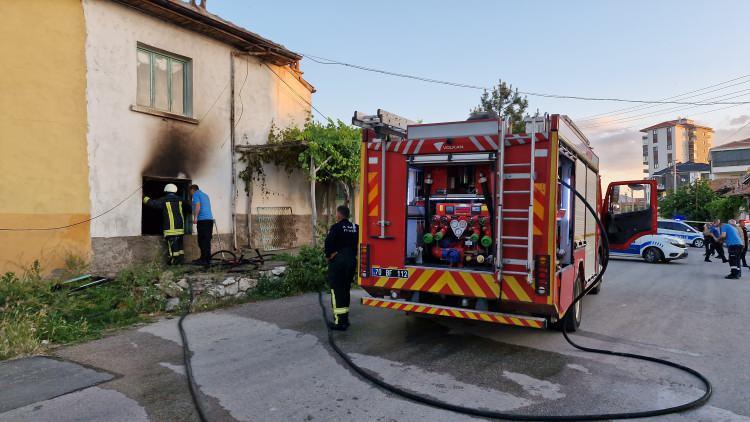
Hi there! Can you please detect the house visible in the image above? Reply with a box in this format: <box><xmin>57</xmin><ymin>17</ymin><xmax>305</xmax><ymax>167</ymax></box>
<box><xmin>1</xmin><ymin>0</ymin><xmax>317</xmax><ymax>275</ymax></box>
<box><xmin>710</xmin><ymin>138</ymin><xmax>750</xmax><ymax>180</ymax></box>
<box><xmin>640</xmin><ymin>118</ymin><xmax>713</xmax><ymax>178</ymax></box>
<box><xmin>651</xmin><ymin>161</ymin><xmax>710</xmax><ymax>193</ymax></box>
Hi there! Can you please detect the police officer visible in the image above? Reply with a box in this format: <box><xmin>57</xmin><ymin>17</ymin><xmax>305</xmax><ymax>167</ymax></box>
<box><xmin>324</xmin><ymin>205</ymin><xmax>359</xmax><ymax>331</ymax></box>
<box><xmin>144</xmin><ymin>183</ymin><xmax>186</xmax><ymax>265</ymax></box>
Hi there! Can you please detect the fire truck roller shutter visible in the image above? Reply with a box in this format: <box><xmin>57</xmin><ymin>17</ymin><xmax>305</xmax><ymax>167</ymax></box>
<box><xmin>574</xmin><ymin>160</ymin><xmax>587</xmax><ymax>245</ymax></box>
<box><xmin>584</xmin><ymin>167</ymin><xmax>599</xmax><ymax>280</ymax></box>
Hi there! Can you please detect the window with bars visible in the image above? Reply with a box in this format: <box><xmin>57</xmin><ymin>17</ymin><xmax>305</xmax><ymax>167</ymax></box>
<box><xmin>136</xmin><ymin>45</ymin><xmax>192</xmax><ymax>117</ymax></box>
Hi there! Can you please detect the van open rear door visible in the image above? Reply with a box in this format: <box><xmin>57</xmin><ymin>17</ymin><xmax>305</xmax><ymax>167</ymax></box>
<box><xmin>601</xmin><ymin>180</ymin><xmax>657</xmax><ymax>249</ymax></box>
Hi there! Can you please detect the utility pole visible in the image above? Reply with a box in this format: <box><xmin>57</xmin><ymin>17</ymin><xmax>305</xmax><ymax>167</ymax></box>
<box><xmin>673</xmin><ymin>161</ymin><xmax>681</xmax><ymax>193</ymax></box>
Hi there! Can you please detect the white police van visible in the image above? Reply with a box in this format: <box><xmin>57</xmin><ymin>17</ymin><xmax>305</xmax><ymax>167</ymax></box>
<box><xmin>657</xmin><ymin>219</ymin><xmax>705</xmax><ymax>248</ymax></box>
<box><xmin>602</xmin><ymin>181</ymin><xmax>689</xmax><ymax>264</ymax></box>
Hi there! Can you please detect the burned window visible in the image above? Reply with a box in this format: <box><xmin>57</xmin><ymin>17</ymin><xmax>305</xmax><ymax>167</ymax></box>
<box><xmin>137</xmin><ymin>44</ymin><xmax>192</xmax><ymax>117</ymax></box>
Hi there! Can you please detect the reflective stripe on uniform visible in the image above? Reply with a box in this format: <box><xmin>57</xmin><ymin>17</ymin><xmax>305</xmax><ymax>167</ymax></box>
<box><xmin>331</xmin><ymin>289</ymin><xmax>349</xmax><ymax>323</ymax></box>
<box><xmin>166</xmin><ymin>202</ymin><xmax>176</xmax><ymax>231</ymax></box>
<box><xmin>163</xmin><ymin>229</ymin><xmax>185</xmax><ymax>237</ymax></box>
<box><xmin>178</xmin><ymin>201</ymin><xmax>184</xmax><ymax>223</ymax></box>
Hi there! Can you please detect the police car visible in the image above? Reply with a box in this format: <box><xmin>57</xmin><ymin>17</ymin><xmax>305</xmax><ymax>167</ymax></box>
<box><xmin>609</xmin><ymin>233</ymin><xmax>688</xmax><ymax>263</ymax></box>
<box><xmin>657</xmin><ymin>219</ymin><xmax>705</xmax><ymax>247</ymax></box>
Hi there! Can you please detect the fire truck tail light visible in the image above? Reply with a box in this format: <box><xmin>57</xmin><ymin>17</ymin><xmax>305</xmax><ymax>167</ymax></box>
<box><xmin>535</xmin><ymin>255</ymin><xmax>551</xmax><ymax>296</ymax></box>
<box><xmin>360</xmin><ymin>244</ymin><xmax>371</xmax><ymax>278</ymax></box>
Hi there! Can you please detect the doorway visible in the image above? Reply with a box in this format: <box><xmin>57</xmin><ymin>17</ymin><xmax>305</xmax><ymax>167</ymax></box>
<box><xmin>142</xmin><ymin>176</ymin><xmax>192</xmax><ymax>235</ymax></box>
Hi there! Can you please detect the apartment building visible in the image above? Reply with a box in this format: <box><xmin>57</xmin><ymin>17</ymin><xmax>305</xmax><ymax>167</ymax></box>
<box><xmin>710</xmin><ymin>138</ymin><xmax>750</xmax><ymax>179</ymax></box>
<box><xmin>641</xmin><ymin>118</ymin><xmax>713</xmax><ymax>177</ymax></box>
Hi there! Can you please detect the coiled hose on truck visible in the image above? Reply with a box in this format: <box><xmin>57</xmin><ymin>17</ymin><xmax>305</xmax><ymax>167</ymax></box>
<box><xmin>179</xmin><ymin>180</ymin><xmax>712</xmax><ymax>421</ymax></box>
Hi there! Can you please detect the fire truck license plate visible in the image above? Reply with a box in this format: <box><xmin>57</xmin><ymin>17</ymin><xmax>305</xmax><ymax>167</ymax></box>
<box><xmin>371</xmin><ymin>268</ymin><xmax>409</xmax><ymax>278</ymax></box>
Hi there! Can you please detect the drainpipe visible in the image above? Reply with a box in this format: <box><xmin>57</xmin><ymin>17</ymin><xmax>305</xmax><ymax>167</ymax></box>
<box><xmin>230</xmin><ymin>52</ymin><xmax>238</xmax><ymax>250</ymax></box>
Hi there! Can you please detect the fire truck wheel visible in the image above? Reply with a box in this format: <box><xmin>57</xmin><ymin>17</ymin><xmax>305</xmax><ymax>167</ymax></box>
<box><xmin>643</xmin><ymin>247</ymin><xmax>664</xmax><ymax>264</ymax></box>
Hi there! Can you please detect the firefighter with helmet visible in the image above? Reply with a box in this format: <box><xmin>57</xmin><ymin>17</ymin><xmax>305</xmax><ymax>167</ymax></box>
<box><xmin>324</xmin><ymin>205</ymin><xmax>359</xmax><ymax>330</ymax></box>
<box><xmin>144</xmin><ymin>183</ymin><xmax>186</xmax><ymax>265</ymax></box>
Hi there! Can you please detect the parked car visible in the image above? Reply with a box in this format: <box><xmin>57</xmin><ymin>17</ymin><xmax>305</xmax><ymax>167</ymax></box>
<box><xmin>657</xmin><ymin>219</ymin><xmax>705</xmax><ymax>247</ymax></box>
<box><xmin>609</xmin><ymin>233</ymin><xmax>688</xmax><ymax>263</ymax></box>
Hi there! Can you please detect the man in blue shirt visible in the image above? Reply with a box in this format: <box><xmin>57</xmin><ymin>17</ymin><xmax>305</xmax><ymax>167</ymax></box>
<box><xmin>720</xmin><ymin>220</ymin><xmax>743</xmax><ymax>279</ymax></box>
<box><xmin>190</xmin><ymin>184</ymin><xmax>214</xmax><ymax>266</ymax></box>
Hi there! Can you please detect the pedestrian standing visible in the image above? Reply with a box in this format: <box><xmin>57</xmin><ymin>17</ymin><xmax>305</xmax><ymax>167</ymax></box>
<box><xmin>324</xmin><ymin>205</ymin><xmax>359</xmax><ymax>331</ymax></box>
<box><xmin>190</xmin><ymin>184</ymin><xmax>214</xmax><ymax>266</ymax></box>
<box><xmin>740</xmin><ymin>220</ymin><xmax>749</xmax><ymax>268</ymax></box>
<box><xmin>720</xmin><ymin>220</ymin><xmax>743</xmax><ymax>279</ymax></box>
<box><xmin>703</xmin><ymin>223</ymin><xmax>714</xmax><ymax>262</ymax></box>
<box><xmin>711</xmin><ymin>220</ymin><xmax>727</xmax><ymax>263</ymax></box>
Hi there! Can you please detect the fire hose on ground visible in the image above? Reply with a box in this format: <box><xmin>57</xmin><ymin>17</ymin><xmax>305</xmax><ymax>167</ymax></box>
<box><xmin>180</xmin><ymin>179</ymin><xmax>712</xmax><ymax>421</ymax></box>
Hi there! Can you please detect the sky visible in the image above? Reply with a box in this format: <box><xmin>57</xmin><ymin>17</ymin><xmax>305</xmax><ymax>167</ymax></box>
<box><xmin>208</xmin><ymin>0</ymin><xmax>750</xmax><ymax>186</ymax></box>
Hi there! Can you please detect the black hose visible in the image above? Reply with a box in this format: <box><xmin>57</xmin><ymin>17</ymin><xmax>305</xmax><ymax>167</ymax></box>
<box><xmin>317</xmin><ymin>179</ymin><xmax>712</xmax><ymax>421</ymax></box>
<box><xmin>178</xmin><ymin>279</ymin><xmax>209</xmax><ymax>422</ymax></box>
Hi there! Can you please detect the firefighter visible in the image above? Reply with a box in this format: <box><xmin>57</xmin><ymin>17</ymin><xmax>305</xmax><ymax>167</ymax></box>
<box><xmin>720</xmin><ymin>219</ymin><xmax>743</xmax><ymax>279</ymax></box>
<box><xmin>324</xmin><ymin>205</ymin><xmax>359</xmax><ymax>331</ymax></box>
<box><xmin>144</xmin><ymin>184</ymin><xmax>186</xmax><ymax>265</ymax></box>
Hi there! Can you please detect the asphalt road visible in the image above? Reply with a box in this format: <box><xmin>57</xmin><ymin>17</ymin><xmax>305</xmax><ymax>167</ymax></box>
<box><xmin>3</xmin><ymin>249</ymin><xmax>749</xmax><ymax>421</ymax></box>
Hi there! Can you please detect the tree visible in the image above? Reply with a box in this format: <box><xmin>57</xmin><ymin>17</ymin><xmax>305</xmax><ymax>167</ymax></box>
<box><xmin>659</xmin><ymin>180</ymin><xmax>717</xmax><ymax>221</ymax></box>
<box><xmin>706</xmin><ymin>196</ymin><xmax>745</xmax><ymax>221</ymax></box>
<box><xmin>298</xmin><ymin>120</ymin><xmax>361</xmax><ymax>244</ymax></box>
<box><xmin>239</xmin><ymin>118</ymin><xmax>361</xmax><ymax>245</ymax></box>
<box><xmin>659</xmin><ymin>179</ymin><xmax>744</xmax><ymax>222</ymax></box>
<box><xmin>473</xmin><ymin>79</ymin><xmax>529</xmax><ymax>132</ymax></box>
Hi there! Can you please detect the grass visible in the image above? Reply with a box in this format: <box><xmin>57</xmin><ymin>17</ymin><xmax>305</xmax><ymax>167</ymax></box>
<box><xmin>0</xmin><ymin>246</ymin><xmax>331</xmax><ymax>361</ymax></box>
<box><xmin>248</xmin><ymin>246</ymin><xmax>328</xmax><ymax>299</ymax></box>
<box><xmin>0</xmin><ymin>263</ymin><xmax>166</xmax><ymax>361</ymax></box>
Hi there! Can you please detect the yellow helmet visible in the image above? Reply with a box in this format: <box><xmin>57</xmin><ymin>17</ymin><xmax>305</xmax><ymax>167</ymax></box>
<box><xmin>164</xmin><ymin>183</ymin><xmax>178</xmax><ymax>193</ymax></box>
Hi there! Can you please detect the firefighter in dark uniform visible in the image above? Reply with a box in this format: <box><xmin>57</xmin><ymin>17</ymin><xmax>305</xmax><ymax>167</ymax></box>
<box><xmin>144</xmin><ymin>183</ymin><xmax>186</xmax><ymax>265</ymax></box>
<box><xmin>324</xmin><ymin>205</ymin><xmax>359</xmax><ymax>331</ymax></box>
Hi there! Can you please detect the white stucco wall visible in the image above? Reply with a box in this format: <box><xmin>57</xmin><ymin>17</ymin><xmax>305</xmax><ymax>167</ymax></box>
<box><xmin>83</xmin><ymin>0</ymin><xmax>312</xmax><ymax>239</ymax></box>
<box><xmin>232</xmin><ymin>54</ymin><xmax>313</xmax><ymax>214</ymax></box>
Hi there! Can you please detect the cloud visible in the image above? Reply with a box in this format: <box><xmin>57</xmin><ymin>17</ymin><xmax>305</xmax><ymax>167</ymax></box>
<box><xmin>586</xmin><ymin>128</ymin><xmax>644</xmax><ymax>187</ymax></box>
<box><xmin>730</xmin><ymin>115</ymin><xmax>750</xmax><ymax>126</ymax></box>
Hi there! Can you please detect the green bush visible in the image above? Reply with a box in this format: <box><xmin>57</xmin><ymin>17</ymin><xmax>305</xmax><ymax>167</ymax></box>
<box><xmin>282</xmin><ymin>246</ymin><xmax>328</xmax><ymax>293</ymax></box>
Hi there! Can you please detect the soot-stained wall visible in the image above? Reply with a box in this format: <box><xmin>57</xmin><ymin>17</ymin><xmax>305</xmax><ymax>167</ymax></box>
<box><xmin>83</xmin><ymin>0</ymin><xmax>313</xmax><ymax>270</ymax></box>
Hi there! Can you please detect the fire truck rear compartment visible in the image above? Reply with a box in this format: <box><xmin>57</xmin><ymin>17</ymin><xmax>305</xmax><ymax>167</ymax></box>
<box><xmin>405</xmin><ymin>161</ymin><xmax>496</xmax><ymax>271</ymax></box>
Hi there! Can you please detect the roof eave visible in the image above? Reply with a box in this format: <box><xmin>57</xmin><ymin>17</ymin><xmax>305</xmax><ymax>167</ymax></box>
<box><xmin>112</xmin><ymin>0</ymin><xmax>302</xmax><ymax>66</ymax></box>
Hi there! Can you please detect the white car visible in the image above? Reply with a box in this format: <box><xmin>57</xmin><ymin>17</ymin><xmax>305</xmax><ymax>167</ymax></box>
<box><xmin>657</xmin><ymin>219</ymin><xmax>705</xmax><ymax>248</ymax></box>
<box><xmin>609</xmin><ymin>234</ymin><xmax>688</xmax><ymax>263</ymax></box>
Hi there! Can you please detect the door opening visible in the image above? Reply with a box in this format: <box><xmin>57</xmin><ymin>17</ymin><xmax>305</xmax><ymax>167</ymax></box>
<box><xmin>142</xmin><ymin>176</ymin><xmax>192</xmax><ymax>235</ymax></box>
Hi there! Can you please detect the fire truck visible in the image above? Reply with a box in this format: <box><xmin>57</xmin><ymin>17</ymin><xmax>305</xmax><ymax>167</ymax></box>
<box><xmin>353</xmin><ymin>110</ymin><xmax>657</xmax><ymax>331</ymax></box>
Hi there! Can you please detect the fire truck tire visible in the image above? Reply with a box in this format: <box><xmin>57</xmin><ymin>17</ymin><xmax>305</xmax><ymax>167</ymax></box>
<box><xmin>643</xmin><ymin>247</ymin><xmax>663</xmax><ymax>264</ymax></box>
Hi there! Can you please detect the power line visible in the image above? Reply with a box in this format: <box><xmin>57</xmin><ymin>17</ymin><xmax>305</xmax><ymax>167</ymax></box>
<box><xmin>302</xmin><ymin>53</ymin><xmax>750</xmax><ymax>106</ymax></box>
<box><xmin>0</xmin><ymin>187</ymin><xmax>143</xmax><ymax>231</ymax></box>
<box><xmin>264</xmin><ymin>62</ymin><xmax>331</xmax><ymax>120</ymax></box>
<box><xmin>579</xmin><ymin>89</ymin><xmax>750</xmax><ymax>129</ymax></box>
<box><xmin>577</xmin><ymin>75</ymin><xmax>750</xmax><ymax>122</ymax></box>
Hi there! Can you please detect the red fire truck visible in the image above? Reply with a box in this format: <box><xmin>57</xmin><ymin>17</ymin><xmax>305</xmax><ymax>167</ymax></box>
<box><xmin>353</xmin><ymin>110</ymin><xmax>656</xmax><ymax>331</ymax></box>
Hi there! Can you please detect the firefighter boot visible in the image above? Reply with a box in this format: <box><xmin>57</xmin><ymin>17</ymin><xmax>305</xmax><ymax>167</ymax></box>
<box><xmin>329</xmin><ymin>313</ymin><xmax>350</xmax><ymax>331</ymax></box>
